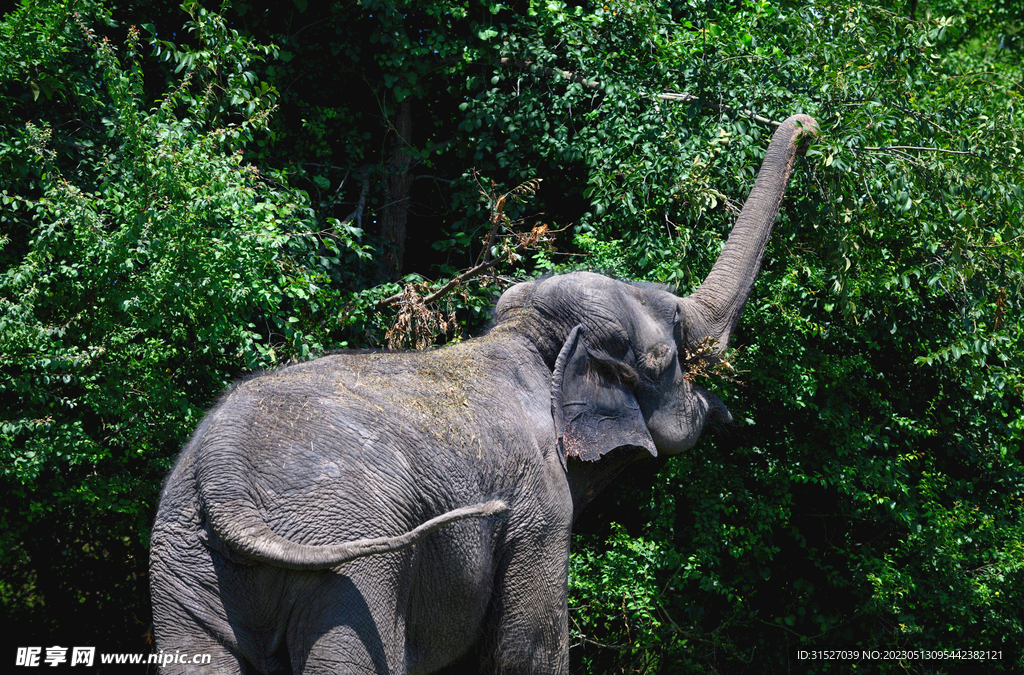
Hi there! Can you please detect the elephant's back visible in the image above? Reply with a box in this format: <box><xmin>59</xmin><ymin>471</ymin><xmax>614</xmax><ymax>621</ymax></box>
<box><xmin>190</xmin><ymin>349</ymin><xmax>507</xmax><ymax>552</ymax></box>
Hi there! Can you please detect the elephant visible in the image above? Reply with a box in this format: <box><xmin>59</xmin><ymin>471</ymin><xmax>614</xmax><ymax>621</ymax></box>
<box><xmin>149</xmin><ymin>113</ymin><xmax>818</xmax><ymax>674</ymax></box>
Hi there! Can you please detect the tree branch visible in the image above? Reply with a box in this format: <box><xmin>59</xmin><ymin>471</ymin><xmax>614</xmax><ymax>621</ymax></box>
<box><xmin>863</xmin><ymin>145</ymin><xmax>977</xmax><ymax>155</ymax></box>
<box><xmin>499</xmin><ymin>57</ymin><xmax>601</xmax><ymax>90</ymax></box>
<box><xmin>297</xmin><ymin>162</ymin><xmax>351</xmax><ymax>172</ymax></box>
<box><xmin>655</xmin><ymin>92</ymin><xmax>784</xmax><ymax>127</ymax></box>
<box><xmin>341</xmin><ymin>171</ymin><xmax>371</xmax><ymax>231</ymax></box>
<box><xmin>858</xmin><ymin>145</ymin><xmax>1021</xmax><ymax>172</ymax></box>
<box><xmin>376</xmin><ymin>224</ymin><xmax>567</xmax><ymax>308</ymax></box>
<box><xmin>477</xmin><ymin>195</ymin><xmax>505</xmax><ymax>267</ymax></box>
<box><xmin>376</xmin><ymin>237</ymin><xmax>521</xmax><ymax>308</ymax></box>
<box><xmin>414</xmin><ymin>174</ymin><xmax>454</xmax><ymax>184</ymax></box>
<box><xmin>498</xmin><ymin>55</ymin><xmax>791</xmax><ymax>128</ymax></box>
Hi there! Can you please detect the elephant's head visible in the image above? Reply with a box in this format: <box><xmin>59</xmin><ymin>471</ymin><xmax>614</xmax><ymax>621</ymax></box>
<box><xmin>492</xmin><ymin>114</ymin><xmax>817</xmax><ymax>465</ymax></box>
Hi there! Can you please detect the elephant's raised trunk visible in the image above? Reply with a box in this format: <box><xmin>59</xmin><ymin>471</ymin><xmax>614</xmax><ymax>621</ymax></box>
<box><xmin>687</xmin><ymin>114</ymin><xmax>818</xmax><ymax>348</ymax></box>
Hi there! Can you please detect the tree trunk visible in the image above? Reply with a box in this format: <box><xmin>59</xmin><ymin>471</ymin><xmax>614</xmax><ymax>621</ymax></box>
<box><xmin>380</xmin><ymin>98</ymin><xmax>414</xmax><ymax>282</ymax></box>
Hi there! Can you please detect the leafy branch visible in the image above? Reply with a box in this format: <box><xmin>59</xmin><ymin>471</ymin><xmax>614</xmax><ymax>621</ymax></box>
<box><xmin>680</xmin><ymin>337</ymin><xmax>745</xmax><ymax>384</ymax></box>
<box><xmin>377</xmin><ymin>173</ymin><xmax>567</xmax><ymax>349</ymax></box>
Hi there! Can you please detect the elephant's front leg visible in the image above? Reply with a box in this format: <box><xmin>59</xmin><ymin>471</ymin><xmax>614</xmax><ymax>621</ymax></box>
<box><xmin>482</xmin><ymin>515</ymin><xmax>572</xmax><ymax>674</ymax></box>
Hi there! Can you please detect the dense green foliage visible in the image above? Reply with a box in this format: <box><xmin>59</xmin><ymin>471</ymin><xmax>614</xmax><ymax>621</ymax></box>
<box><xmin>0</xmin><ymin>0</ymin><xmax>368</xmax><ymax>650</ymax></box>
<box><xmin>2</xmin><ymin>0</ymin><xmax>1021</xmax><ymax>671</ymax></box>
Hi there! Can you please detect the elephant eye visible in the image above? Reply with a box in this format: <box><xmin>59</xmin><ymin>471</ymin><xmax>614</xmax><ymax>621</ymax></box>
<box><xmin>640</xmin><ymin>342</ymin><xmax>676</xmax><ymax>376</ymax></box>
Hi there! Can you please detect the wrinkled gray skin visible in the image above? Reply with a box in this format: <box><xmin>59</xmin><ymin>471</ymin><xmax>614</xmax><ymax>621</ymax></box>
<box><xmin>150</xmin><ymin>115</ymin><xmax>817</xmax><ymax>674</ymax></box>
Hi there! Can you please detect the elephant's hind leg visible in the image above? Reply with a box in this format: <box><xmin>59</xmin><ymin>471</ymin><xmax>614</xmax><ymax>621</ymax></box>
<box><xmin>288</xmin><ymin>572</ymin><xmax>404</xmax><ymax>675</ymax></box>
<box><xmin>152</xmin><ymin>632</ymin><xmax>247</xmax><ymax>675</ymax></box>
<box><xmin>152</xmin><ymin>568</ymin><xmax>249</xmax><ymax>673</ymax></box>
<box><xmin>290</xmin><ymin>617</ymin><xmax>401</xmax><ymax>675</ymax></box>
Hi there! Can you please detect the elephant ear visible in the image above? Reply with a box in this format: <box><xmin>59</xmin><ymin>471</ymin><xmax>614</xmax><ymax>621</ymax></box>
<box><xmin>551</xmin><ymin>325</ymin><xmax>658</xmax><ymax>469</ymax></box>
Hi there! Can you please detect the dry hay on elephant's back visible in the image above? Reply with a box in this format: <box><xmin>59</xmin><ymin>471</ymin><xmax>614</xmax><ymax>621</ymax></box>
<box><xmin>317</xmin><ymin>346</ymin><xmax>489</xmax><ymax>458</ymax></box>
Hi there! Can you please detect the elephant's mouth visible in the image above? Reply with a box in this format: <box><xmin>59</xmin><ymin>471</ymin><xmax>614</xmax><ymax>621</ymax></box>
<box><xmin>702</xmin><ymin>386</ymin><xmax>733</xmax><ymax>426</ymax></box>
<box><xmin>643</xmin><ymin>382</ymin><xmax>732</xmax><ymax>455</ymax></box>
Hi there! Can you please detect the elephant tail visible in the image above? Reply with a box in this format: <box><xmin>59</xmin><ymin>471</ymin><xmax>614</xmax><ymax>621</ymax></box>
<box><xmin>203</xmin><ymin>498</ymin><xmax>509</xmax><ymax>571</ymax></box>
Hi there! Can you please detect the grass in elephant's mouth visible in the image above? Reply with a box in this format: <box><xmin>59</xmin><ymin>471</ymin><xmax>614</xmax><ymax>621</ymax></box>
<box><xmin>681</xmin><ymin>337</ymin><xmax>745</xmax><ymax>385</ymax></box>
